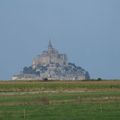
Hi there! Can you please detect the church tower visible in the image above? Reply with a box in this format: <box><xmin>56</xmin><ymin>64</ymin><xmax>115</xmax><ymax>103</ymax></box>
<box><xmin>48</xmin><ymin>40</ymin><xmax>56</xmax><ymax>55</ymax></box>
<box><xmin>48</xmin><ymin>40</ymin><xmax>53</xmax><ymax>50</ymax></box>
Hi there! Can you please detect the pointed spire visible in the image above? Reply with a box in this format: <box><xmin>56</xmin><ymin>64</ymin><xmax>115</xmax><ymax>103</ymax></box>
<box><xmin>48</xmin><ymin>40</ymin><xmax>53</xmax><ymax>49</ymax></box>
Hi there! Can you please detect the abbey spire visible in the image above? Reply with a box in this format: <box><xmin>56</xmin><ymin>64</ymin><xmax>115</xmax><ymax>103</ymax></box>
<box><xmin>48</xmin><ymin>40</ymin><xmax>53</xmax><ymax>50</ymax></box>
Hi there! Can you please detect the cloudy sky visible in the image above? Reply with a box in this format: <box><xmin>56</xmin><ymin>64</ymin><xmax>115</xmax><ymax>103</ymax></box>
<box><xmin>0</xmin><ymin>0</ymin><xmax>120</xmax><ymax>80</ymax></box>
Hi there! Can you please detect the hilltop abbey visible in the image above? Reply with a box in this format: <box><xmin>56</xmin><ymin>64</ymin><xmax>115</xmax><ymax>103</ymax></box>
<box><xmin>12</xmin><ymin>41</ymin><xmax>90</xmax><ymax>80</ymax></box>
<box><xmin>32</xmin><ymin>41</ymin><xmax>68</xmax><ymax>69</ymax></box>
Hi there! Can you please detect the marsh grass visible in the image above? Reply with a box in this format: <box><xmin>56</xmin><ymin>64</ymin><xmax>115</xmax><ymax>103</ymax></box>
<box><xmin>0</xmin><ymin>80</ymin><xmax>120</xmax><ymax>119</ymax></box>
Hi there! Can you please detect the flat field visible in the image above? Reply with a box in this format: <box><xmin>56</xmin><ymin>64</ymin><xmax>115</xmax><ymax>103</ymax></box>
<box><xmin>0</xmin><ymin>80</ymin><xmax>120</xmax><ymax>120</ymax></box>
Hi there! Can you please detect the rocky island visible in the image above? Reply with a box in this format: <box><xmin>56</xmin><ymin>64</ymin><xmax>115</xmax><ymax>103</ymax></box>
<box><xmin>12</xmin><ymin>41</ymin><xmax>90</xmax><ymax>80</ymax></box>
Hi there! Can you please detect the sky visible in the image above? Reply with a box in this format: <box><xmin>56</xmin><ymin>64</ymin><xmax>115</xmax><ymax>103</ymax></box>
<box><xmin>0</xmin><ymin>0</ymin><xmax>120</xmax><ymax>80</ymax></box>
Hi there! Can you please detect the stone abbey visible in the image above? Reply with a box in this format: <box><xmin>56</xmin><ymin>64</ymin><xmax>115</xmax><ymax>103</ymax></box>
<box><xmin>12</xmin><ymin>41</ymin><xmax>90</xmax><ymax>80</ymax></box>
<box><xmin>32</xmin><ymin>41</ymin><xmax>68</xmax><ymax>69</ymax></box>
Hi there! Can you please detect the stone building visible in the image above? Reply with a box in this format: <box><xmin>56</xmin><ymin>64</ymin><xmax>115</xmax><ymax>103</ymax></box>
<box><xmin>32</xmin><ymin>41</ymin><xmax>68</xmax><ymax>69</ymax></box>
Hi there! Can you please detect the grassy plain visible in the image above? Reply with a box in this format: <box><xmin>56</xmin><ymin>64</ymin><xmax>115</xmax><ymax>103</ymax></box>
<box><xmin>0</xmin><ymin>80</ymin><xmax>120</xmax><ymax>120</ymax></box>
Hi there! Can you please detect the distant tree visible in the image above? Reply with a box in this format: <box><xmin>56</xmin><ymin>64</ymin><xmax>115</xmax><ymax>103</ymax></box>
<box><xmin>68</xmin><ymin>63</ymin><xmax>76</xmax><ymax>68</ymax></box>
<box><xmin>23</xmin><ymin>66</ymin><xmax>36</xmax><ymax>74</ymax></box>
<box><xmin>43</xmin><ymin>78</ymin><xmax>48</xmax><ymax>81</ymax></box>
<box><xmin>97</xmin><ymin>78</ymin><xmax>102</xmax><ymax>81</ymax></box>
<box><xmin>85</xmin><ymin>72</ymin><xmax>90</xmax><ymax>80</ymax></box>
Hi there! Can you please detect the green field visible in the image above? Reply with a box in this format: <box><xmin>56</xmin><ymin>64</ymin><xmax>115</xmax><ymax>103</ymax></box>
<box><xmin>0</xmin><ymin>80</ymin><xmax>120</xmax><ymax>120</ymax></box>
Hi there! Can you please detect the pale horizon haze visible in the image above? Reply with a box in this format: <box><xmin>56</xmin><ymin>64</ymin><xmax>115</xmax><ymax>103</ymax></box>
<box><xmin>0</xmin><ymin>0</ymin><xmax>120</xmax><ymax>80</ymax></box>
